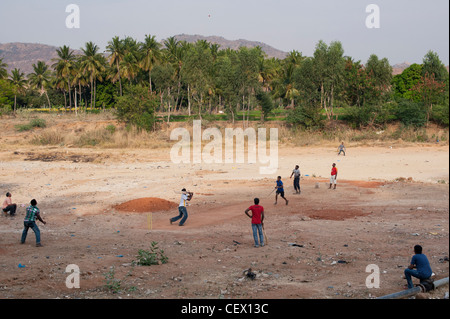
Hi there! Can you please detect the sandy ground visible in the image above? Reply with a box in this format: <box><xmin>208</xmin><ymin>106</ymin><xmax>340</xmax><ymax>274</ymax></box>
<box><xmin>0</xmin><ymin>141</ymin><xmax>449</xmax><ymax>299</ymax></box>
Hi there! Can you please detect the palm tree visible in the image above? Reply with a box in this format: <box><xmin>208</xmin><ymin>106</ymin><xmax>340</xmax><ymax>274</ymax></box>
<box><xmin>0</xmin><ymin>58</ymin><xmax>8</xmax><ymax>79</ymax></box>
<box><xmin>79</xmin><ymin>41</ymin><xmax>106</xmax><ymax>108</ymax></box>
<box><xmin>139</xmin><ymin>34</ymin><xmax>161</xmax><ymax>92</ymax></box>
<box><xmin>72</xmin><ymin>60</ymin><xmax>88</xmax><ymax>114</ymax></box>
<box><xmin>28</xmin><ymin>61</ymin><xmax>52</xmax><ymax>108</ymax></box>
<box><xmin>120</xmin><ymin>52</ymin><xmax>139</xmax><ymax>84</ymax></box>
<box><xmin>163</xmin><ymin>37</ymin><xmax>185</xmax><ymax>109</ymax></box>
<box><xmin>9</xmin><ymin>68</ymin><xmax>27</xmax><ymax>113</ymax></box>
<box><xmin>52</xmin><ymin>45</ymin><xmax>76</xmax><ymax>108</ymax></box>
<box><xmin>106</xmin><ymin>36</ymin><xmax>125</xmax><ymax>96</ymax></box>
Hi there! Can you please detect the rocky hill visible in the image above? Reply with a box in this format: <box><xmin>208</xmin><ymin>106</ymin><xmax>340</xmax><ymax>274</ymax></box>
<box><xmin>170</xmin><ymin>34</ymin><xmax>288</xmax><ymax>59</ymax></box>
<box><xmin>1</xmin><ymin>38</ymin><xmax>448</xmax><ymax>77</ymax></box>
<box><xmin>0</xmin><ymin>42</ymin><xmax>82</xmax><ymax>75</ymax></box>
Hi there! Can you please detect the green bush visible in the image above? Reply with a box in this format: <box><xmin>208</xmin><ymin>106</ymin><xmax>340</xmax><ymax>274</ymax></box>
<box><xmin>431</xmin><ymin>104</ymin><xmax>449</xmax><ymax>127</ymax></box>
<box><xmin>286</xmin><ymin>104</ymin><xmax>323</xmax><ymax>129</ymax></box>
<box><xmin>105</xmin><ymin>124</ymin><xmax>116</xmax><ymax>134</ymax></box>
<box><xmin>346</xmin><ymin>104</ymin><xmax>395</xmax><ymax>129</ymax></box>
<box><xmin>394</xmin><ymin>100</ymin><xmax>427</xmax><ymax>127</ymax></box>
<box><xmin>115</xmin><ymin>85</ymin><xmax>159</xmax><ymax>132</ymax></box>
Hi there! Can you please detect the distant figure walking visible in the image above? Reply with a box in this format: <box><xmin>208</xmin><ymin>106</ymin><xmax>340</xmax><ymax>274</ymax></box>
<box><xmin>21</xmin><ymin>199</ymin><xmax>46</xmax><ymax>247</ymax></box>
<box><xmin>329</xmin><ymin>163</ymin><xmax>338</xmax><ymax>190</ymax></box>
<box><xmin>2</xmin><ymin>192</ymin><xmax>17</xmax><ymax>216</ymax></box>
<box><xmin>290</xmin><ymin>165</ymin><xmax>301</xmax><ymax>194</ymax></box>
<box><xmin>338</xmin><ymin>142</ymin><xmax>346</xmax><ymax>156</ymax></box>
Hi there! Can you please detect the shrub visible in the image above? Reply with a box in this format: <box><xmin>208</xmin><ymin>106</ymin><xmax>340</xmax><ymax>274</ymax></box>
<box><xmin>394</xmin><ymin>100</ymin><xmax>427</xmax><ymax>127</ymax></box>
<box><xmin>15</xmin><ymin>118</ymin><xmax>47</xmax><ymax>131</ymax></box>
<box><xmin>431</xmin><ymin>104</ymin><xmax>449</xmax><ymax>127</ymax></box>
<box><xmin>75</xmin><ymin>129</ymin><xmax>112</xmax><ymax>147</ymax></box>
<box><xmin>346</xmin><ymin>104</ymin><xmax>394</xmax><ymax>129</ymax></box>
<box><xmin>31</xmin><ymin>130</ymin><xmax>64</xmax><ymax>145</ymax></box>
<box><xmin>286</xmin><ymin>104</ymin><xmax>323</xmax><ymax>129</ymax></box>
<box><xmin>133</xmin><ymin>242</ymin><xmax>168</xmax><ymax>266</ymax></box>
<box><xmin>104</xmin><ymin>267</ymin><xmax>122</xmax><ymax>294</ymax></box>
<box><xmin>105</xmin><ymin>124</ymin><xmax>116</xmax><ymax>134</ymax></box>
<box><xmin>115</xmin><ymin>85</ymin><xmax>159</xmax><ymax>132</ymax></box>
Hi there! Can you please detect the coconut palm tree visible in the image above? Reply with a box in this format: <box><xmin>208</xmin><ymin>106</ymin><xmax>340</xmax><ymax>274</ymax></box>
<box><xmin>163</xmin><ymin>37</ymin><xmax>186</xmax><ymax>109</ymax></box>
<box><xmin>0</xmin><ymin>58</ymin><xmax>8</xmax><ymax>79</ymax></box>
<box><xmin>120</xmin><ymin>52</ymin><xmax>139</xmax><ymax>84</ymax></box>
<box><xmin>52</xmin><ymin>45</ymin><xmax>76</xmax><ymax>108</ymax></box>
<box><xmin>106</xmin><ymin>36</ymin><xmax>125</xmax><ymax>96</ymax></box>
<box><xmin>9</xmin><ymin>68</ymin><xmax>27</xmax><ymax>113</ymax></box>
<box><xmin>139</xmin><ymin>34</ymin><xmax>161</xmax><ymax>92</ymax></box>
<box><xmin>72</xmin><ymin>59</ymin><xmax>89</xmax><ymax>114</ymax></box>
<box><xmin>28</xmin><ymin>61</ymin><xmax>52</xmax><ymax>108</ymax></box>
<box><xmin>79</xmin><ymin>41</ymin><xmax>106</xmax><ymax>108</ymax></box>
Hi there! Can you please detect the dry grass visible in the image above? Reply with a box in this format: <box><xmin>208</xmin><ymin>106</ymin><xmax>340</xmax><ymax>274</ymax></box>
<box><xmin>1</xmin><ymin>111</ymin><xmax>448</xmax><ymax>150</ymax></box>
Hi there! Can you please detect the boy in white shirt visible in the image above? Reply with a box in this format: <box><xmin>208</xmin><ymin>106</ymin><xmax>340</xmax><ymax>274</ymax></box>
<box><xmin>170</xmin><ymin>188</ymin><xmax>193</xmax><ymax>226</ymax></box>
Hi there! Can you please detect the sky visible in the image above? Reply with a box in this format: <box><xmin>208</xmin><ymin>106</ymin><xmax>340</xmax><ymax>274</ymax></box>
<box><xmin>0</xmin><ymin>0</ymin><xmax>448</xmax><ymax>65</ymax></box>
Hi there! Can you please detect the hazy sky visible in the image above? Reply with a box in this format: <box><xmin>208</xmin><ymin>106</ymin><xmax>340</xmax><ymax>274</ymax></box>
<box><xmin>0</xmin><ymin>0</ymin><xmax>448</xmax><ymax>65</ymax></box>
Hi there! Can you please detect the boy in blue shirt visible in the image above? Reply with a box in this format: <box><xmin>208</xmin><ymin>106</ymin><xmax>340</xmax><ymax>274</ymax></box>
<box><xmin>274</xmin><ymin>176</ymin><xmax>288</xmax><ymax>206</ymax></box>
<box><xmin>404</xmin><ymin>245</ymin><xmax>433</xmax><ymax>289</ymax></box>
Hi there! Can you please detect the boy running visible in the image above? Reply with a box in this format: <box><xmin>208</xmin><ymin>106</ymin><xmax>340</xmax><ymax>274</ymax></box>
<box><xmin>274</xmin><ymin>176</ymin><xmax>288</xmax><ymax>205</ymax></box>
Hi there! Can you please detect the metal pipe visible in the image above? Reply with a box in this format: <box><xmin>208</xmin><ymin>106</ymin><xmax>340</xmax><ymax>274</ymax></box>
<box><xmin>377</xmin><ymin>277</ymin><xmax>449</xmax><ymax>299</ymax></box>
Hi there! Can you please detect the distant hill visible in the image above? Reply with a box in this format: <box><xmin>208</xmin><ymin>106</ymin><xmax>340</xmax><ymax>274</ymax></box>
<box><xmin>1</xmin><ymin>39</ymin><xmax>448</xmax><ymax>77</ymax></box>
<box><xmin>169</xmin><ymin>34</ymin><xmax>288</xmax><ymax>59</ymax></box>
<box><xmin>0</xmin><ymin>42</ymin><xmax>82</xmax><ymax>75</ymax></box>
<box><xmin>392</xmin><ymin>62</ymin><xmax>412</xmax><ymax>75</ymax></box>
<box><xmin>0</xmin><ymin>36</ymin><xmax>288</xmax><ymax>75</ymax></box>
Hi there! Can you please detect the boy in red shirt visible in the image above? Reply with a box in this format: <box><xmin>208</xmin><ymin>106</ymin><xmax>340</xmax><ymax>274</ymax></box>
<box><xmin>245</xmin><ymin>198</ymin><xmax>265</xmax><ymax>248</ymax></box>
<box><xmin>329</xmin><ymin>163</ymin><xmax>338</xmax><ymax>190</ymax></box>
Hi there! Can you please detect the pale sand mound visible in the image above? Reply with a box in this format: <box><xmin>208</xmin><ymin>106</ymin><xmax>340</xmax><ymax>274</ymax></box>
<box><xmin>113</xmin><ymin>197</ymin><xmax>177</xmax><ymax>213</ymax></box>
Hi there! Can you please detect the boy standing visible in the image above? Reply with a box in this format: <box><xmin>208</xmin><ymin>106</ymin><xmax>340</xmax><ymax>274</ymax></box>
<box><xmin>274</xmin><ymin>176</ymin><xmax>289</xmax><ymax>205</ymax></box>
<box><xmin>21</xmin><ymin>199</ymin><xmax>46</xmax><ymax>247</ymax></box>
<box><xmin>245</xmin><ymin>198</ymin><xmax>265</xmax><ymax>248</ymax></box>
<box><xmin>338</xmin><ymin>142</ymin><xmax>346</xmax><ymax>156</ymax></box>
<box><xmin>290</xmin><ymin>165</ymin><xmax>301</xmax><ymax>194</ymax></box>
<box><xmin>329</xmin><ymin>163</ymin><xmax>338</xmax><ymax>190</ymax></box>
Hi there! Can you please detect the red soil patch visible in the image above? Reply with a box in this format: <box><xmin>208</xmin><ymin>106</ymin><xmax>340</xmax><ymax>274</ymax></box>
<box><xmin>113</xmin><ymin>197</ymin><xmax>177</xmax><ymax>213</ymax></box>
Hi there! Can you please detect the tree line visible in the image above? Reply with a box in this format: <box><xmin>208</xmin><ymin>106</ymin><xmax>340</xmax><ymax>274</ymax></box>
<box><xmin>0</xmin><ymin>36</ymin><xmax>448</xmax><ymax>130</ymax></box>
